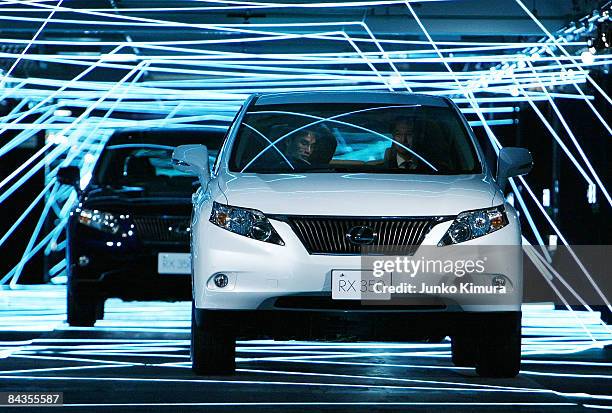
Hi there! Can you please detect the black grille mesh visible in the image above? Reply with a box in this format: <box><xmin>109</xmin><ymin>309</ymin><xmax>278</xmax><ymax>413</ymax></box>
<box><xmin>133</xmin><ymin>216</ymin><xmax>190</xmax><ymax>243</ymax></box>
<box><xmin>286</xmin><ymin>216</ymin><xmax>435</xmax><ymax>254</ymax></box>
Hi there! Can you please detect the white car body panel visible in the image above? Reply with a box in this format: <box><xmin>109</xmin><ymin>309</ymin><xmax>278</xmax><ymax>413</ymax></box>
<box><xmin>187</xmin><ymin>92</ymin><xmax>525</xmax><ymax>315</ymax></box>
<box><xmin>217</xmin><ymin>172</ymin><xmax>498</xmax><ymax>216</ymax></box>
<box><xmin>192</xmin><ymin>180</ymin><xmax>522</xmax><ymax>312</ymax></box>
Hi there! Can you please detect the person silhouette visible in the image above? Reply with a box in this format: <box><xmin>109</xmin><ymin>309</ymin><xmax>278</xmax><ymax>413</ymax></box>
<box><xmin>285</xmin><ymin>130</ymin><xmax>319</xmax><ymax>167</ymax></box>
<box><xmin>383</xmin><ymin>117</ymin><xmax>421</xmax><ymax>170</ymax></box>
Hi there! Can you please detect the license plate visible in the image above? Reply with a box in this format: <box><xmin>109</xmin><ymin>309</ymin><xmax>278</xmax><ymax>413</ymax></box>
<box><xmin>158</xmin><ymin>253</ymin><xmax>191</xmax><ymax>275</ymax></box>
<box><xmin>332</xmin><ymin>270</ymin><xmax>391</xmax><ymax>300</ymax></box>
<box><xmin>332</xmin><ymin>270</ymin><xmax>361</xmax><ymax>300</ymax></box>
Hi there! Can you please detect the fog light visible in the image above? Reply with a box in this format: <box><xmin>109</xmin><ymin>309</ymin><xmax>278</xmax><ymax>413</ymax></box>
<box><xmin>78</xmin><ymin>256</ymin><xmax>90</xmax><ymax>267</ymax></box>
<box><xmin>492</xmin><ymin>275</ymin><xmax>506</xmax><ymax>287</ymax></box>
<box><xmin>214</xmin><ymin>274</ymin><xmax>229</xmax><ymax>288</ymax></box>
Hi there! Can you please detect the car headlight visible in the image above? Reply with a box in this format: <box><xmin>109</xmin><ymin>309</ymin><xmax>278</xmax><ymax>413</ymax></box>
<box><xmin>438</xmin><ymin>206</ymin><xmax>508</xmax><ymax>246</ymax></box>
<box><xmin>76</xmin><ymin>208</ymin><xmax>120</xmax><ymax>235</ymax></box>
<box><xmin>209</xmin><ymin>201</ymin><xmax>284</xmax><ymax>246</ymax></box>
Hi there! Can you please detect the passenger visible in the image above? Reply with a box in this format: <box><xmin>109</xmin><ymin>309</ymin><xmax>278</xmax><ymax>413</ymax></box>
<box><xmin>384</xmin><ymin>117</ymin><xmax>422</xmax><ymax>170</ymax></box>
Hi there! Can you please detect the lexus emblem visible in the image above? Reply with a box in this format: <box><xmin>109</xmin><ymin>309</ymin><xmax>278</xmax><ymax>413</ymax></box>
<box><xmin>346</xmin><ymin>225</ymin><xmax>378</xmax><ymax>245</ymax></box>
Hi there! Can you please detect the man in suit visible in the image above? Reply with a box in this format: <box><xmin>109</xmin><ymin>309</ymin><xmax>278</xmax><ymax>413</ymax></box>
<box><xmin>285</xmin><ymin>129</ymin><xmax>319</xmax><ymax>168</ymax></box>
<box><xmin>383</xmin><ymin>117</ymin><xmax>422</xmax><ymax>170</ymax></box>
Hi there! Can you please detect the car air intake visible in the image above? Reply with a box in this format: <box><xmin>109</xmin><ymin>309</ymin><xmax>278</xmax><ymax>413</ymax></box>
<box><xmin>133</xmin><ymin>216</ymin><xmax>190</xmax><ymax>243</ymax></box>
<box><xmin>283</xmin><ymin>216</ymin><xmax>438</xmax><ymax>254</ymax></box>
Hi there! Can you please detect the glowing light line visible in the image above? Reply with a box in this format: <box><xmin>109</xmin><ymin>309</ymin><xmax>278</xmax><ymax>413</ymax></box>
<box><xmin>0</xmin><ymin>364</ymin><xmax>134</xmax><ymax>375</ymax></box>
<box><xmin>0</xmin><ymin>0</ymin><xmax>63</xmax><ymax>90</ymax></box>
<box><xmin>525</xmin><ymin>241</ymin><xmax>612</xmax><ymax>339</ymax></box>
<box><xmin>9</xmin><ymin>183</ymin><xmax>65</xmax><ymax>287</ymax></box>
<box><xmin>0</xmin><ymin>230</ymin><xmax>58</xmax><ymax>285</ymax></box>
<box><xmin>514</xmin><ymin>0</ymin><xmax>612</xmax><ymax>107</ymax></box>
<box><xmin>0</xmin><ymin>36</ymin><xmax>588</xmax><ymax>48</ymax></box>
<box><xmin>523</xmin><ymin>60</ymin><xmax>611</xmax><ymax>205</ymax></box>
<box><xmin>524</xmin><ymin>245</ymin><xmax>598</xmax><ymax>342</ymax></box>
<box><xmin>401</xmin><ymin>0</ymin><xmax>610</xmax><ymax>322</ymax></box>
<box><xmin>0</xmin><ymin>45</ymin><xmax>127</xmax><ymax>159</ymax></box>
<box><xmin>0</xmin><ymin>61</ymin><xmax>147</xmax><ymax>207</ymax></box>
<box><xmin>2</xmin><ymin>66</ymin><xmax>146</xmax><ymax>284</ymax></box>
<box><xmin>0</xmin><ymin>400</ymin><xmax>579</xmax><ymax>408</ymax></box>
<box><xmin>237</xmin><ymin>368</ymin><xmax>546</xmax><ymax>393</ymax></box>
<box><xmin>510</xmin><ymin>77</ymin><xmax>596</xmax><ymax>188</ymax></box>
<box><xmin>0</xmin><ymin>0</ymin><xmax>450</xmax><ymax>13</ymax></box>
<box><xmin>0</xmin><ymin>180</ymin><xmax>55</xmax><ymax>247</ymax></box>
<box><xmin>518</xmin><ymin>176</ymin><xmax>612</xmax><ymax>313</ymax></box>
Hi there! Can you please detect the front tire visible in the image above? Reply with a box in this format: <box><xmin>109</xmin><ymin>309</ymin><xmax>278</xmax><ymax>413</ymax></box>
<box><xmin>191</xmin><ymin>302</ymin><xmax>236</xmax><ymax>375</ymax></box>
<box><xmin>67</xmin><ymin>289</ymin><xmax>104</xmax><ymax>327</ymax></box>
<box><xmin>451</xmin><ymin>335</ymin><xmax>476</xmax><ymax>367</ymax></box>
<box><xmin>474</xmin><ymin>314</ymin><xmax>521</xmax><ymax>378</ymax></box>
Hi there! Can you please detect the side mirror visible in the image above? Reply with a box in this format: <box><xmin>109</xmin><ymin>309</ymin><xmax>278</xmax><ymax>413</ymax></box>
<box><xmin>57</xmin><ymin>166</ymin><xmax>80</xmax><ymax>188</ymax></box>
<box><xmin>172</xmin><ymin>144</ymin><xmax>210</xmax><ymax>185</ymax></box>
<box><xmin>496</xmin><ymin>147</ymin><xmax>533</xmax><ymax>190</ymax></box>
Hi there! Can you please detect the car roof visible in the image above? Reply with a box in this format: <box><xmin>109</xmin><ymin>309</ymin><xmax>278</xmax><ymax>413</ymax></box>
<box><xmin>253</xmin><ymin>91</ymin><xmax>449</xmax><ymax>107</ymax></box>
<box><xmin>110</xmin><ymin>126</ymin><xmax>225</xmax><ymax>136</ymax></box>
<box><xmin>106</xmin><ymin>127</ymin><xmax>226</xmax><ymax>147</ymax></box>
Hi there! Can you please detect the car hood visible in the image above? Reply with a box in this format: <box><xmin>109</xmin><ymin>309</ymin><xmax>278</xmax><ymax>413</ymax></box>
<box><xmin>218</xmin><ymin>173</ymin><xmax>498</xmax><ymax>216</ymax></box>
<box><xmin>81</xmin><ymin>186</ymin><xmax>192</xmax><ymax>215</ymax></box>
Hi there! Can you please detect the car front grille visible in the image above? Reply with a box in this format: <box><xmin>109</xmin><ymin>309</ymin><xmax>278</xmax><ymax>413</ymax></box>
<box><xmin>283</xmin><ymin>216</ymin><xmax>439</xmax><ymax>254</ymax></box>
<box><xmin>133</xmin><ymin>216</ymin><xmax>190</xmax><ymax>244</ymax></box>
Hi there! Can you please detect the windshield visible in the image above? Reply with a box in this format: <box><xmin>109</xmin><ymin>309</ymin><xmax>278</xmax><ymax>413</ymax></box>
<box><xmin>93</xmin><ymin>130</ymin><xmax>224</xmax><ymax>195</ymax></box>
<box><xmin>229</xmin><ymin>103</ymin><xmax>481</xmax><ymax>174</ymax></box>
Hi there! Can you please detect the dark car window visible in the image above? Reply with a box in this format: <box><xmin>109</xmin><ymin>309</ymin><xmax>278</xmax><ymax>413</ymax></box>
<box><xmin>229</xmin><ymin>103</ymin><xmax>481</xmax><ymax>175</ymax></box>
<box><xmin>93</xmin><ymin>130</ymin><xmax>224</xmax><ymax>195</ymax></box>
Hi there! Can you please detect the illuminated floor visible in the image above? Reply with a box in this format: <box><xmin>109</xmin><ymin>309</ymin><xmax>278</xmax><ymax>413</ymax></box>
<box><xmin>1</xmin><ymin>286</ymin><xmax>611</xmax><ymax>412</ymax></box>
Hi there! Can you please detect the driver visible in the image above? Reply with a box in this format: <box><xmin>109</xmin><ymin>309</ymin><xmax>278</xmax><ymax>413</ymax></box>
<box><xmin>285</xmin><ymin>129</ymin><xmax>319</xmax><ymax>167</ymax></box>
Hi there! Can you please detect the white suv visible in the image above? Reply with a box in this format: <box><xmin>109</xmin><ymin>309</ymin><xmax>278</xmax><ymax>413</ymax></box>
<box><xmin>173</xmin><ymin>92</ymin><xmax>532</xmax><ymax>377</ymax></box>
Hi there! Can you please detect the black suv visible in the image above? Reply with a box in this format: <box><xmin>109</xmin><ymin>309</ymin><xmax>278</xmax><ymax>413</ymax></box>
<box><xmin>58</xmin><ymin>128</ymin><xmax>224</xmax><ymax>326</ymax></box>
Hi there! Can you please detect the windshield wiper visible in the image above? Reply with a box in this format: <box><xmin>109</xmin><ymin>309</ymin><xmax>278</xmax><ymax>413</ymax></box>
<box><xmin>247</xmin><ymin>167</ymin><xmax>347</xmax><ymax>173</ymax></box>
<box><xmin>244</xmin><ymin>167</ymin><xmax>460</xmax><ymax>174</ymax></box>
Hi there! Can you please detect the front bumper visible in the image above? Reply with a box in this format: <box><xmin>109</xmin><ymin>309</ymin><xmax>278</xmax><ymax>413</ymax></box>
<box><xmin>193</xmin><ymin>207</ymin><xmax>523</xmax><ymax>312</ymax></box>
<box><xmin>69</xmin><ymin>226</ymin><xmax>191</xmax><ymax>301</ymax></box>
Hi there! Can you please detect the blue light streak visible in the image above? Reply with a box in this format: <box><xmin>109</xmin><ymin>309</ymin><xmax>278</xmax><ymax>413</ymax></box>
<box><xmin>0</xmin><ymin>0</ymin><xmax>608</xmax><ymax>330</ymax></box>
<box><xmin>0</xmin><ymin>0</ymin><xmax>64</xmax><ymax>90</ymax></box>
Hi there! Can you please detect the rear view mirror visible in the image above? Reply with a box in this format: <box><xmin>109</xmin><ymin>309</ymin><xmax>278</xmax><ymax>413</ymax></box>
<box><xmin>172</xmin><ymin>144</ymin><xmax>210</xmax><ymax>185</ymax></box>
<box><xmin>57</xmin><ymin>166</ymin><xmax>80</xmax><ymax>188</ymax></box>
<box><xmin>496</xmin><ymin>147</ymin><xmax>533</xmax><ymax>190</ymax></box>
